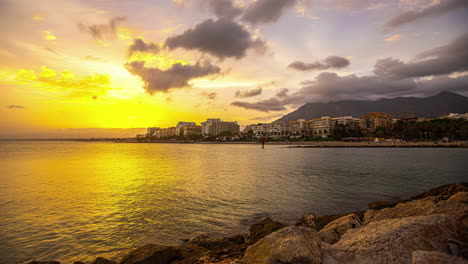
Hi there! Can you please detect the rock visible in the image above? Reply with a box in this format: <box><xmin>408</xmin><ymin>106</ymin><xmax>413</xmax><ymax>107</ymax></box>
<box><xmin>323</xmin><ymin>214</ymin><xmax>461</xmax><ymax>264</ymax></box>
<box><xmin>249</xmin><ymin>217</ymin><xmax>284</xmax><ymax>240</ymax></box>
<box><xmin>295</xmin><ymin>213</ymin><xmax>319</xmax><ymax>230</ymax></box>
<box><xmin>368</xmin><ymin>200</ymin><xmax>406</xmax><ymax>210</ymax></box>
<box><xmin>410</xmin><ymin>183</ymin><xmax>468</xmax><ymax>200</ymax></box>
<box><xmin>411</xmin><ymin>250</ymin><xmax>468</xmax><ymax>264</ymax></box>
<box><xmin>185</xmin><ymin>234</ymin><xmax>245</xmax><ymax>250</ymax></box>
<box><xmin>243</xmin><ymin>226</ymin><xmax>321</xmax><ymax>264</ymax></box>
<box><xmin>92</xmin><ymin>257</ymin><xmax>117</xmax><ymax>264</ymax></box>
<box><xmin>120</xmin><ymin>244</ymin><xmax>181</xmax><ymax>264</ymax></box>
<box><xmin>28</xmin><ymin>262</ymin><xmax>60</xmax><ymax>264</ymax></box>
<box><xmin>448</xmin><ymin>191</ymin><xmax>468</xmax><ymax>203</ymax></box>
<box><xmin>319</xmin><ymin>213</ymin><xmax>361</xmax><ymax>244</ymax></box>
<box><xmin>363</xmin><ymin>195</ymin><xmax>468</xmax><ymax>225</ymax></box>
<box><xmin>296</xmin><ymin>212</ymin><xmax>364</xmax><ymax>231</ymax></box>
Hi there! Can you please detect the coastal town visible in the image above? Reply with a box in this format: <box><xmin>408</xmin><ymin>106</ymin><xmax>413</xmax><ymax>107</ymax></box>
<box><xmin>137</xmin><ymin>112</ymin><xmax>468</xmax><ymax>143</ymax></box>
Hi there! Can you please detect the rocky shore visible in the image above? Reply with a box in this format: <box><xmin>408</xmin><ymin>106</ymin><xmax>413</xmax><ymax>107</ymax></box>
<box><xmin>29</xmin><ymin>183</ymin><xmax>468</xmax><ymax>264</ymax></box>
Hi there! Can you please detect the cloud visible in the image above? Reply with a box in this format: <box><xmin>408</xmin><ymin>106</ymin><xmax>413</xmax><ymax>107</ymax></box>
<box><xmin>208</xmin><ymin>0</ymin><xmax>243</xmax><ymax>20</ymax></box>
<box><xmin>235</xmin><ymin>87</ymin><xmax>262</xmax><ymax>98</ymax></box>
<box><xmin>249</xmin><ymin>113</ymin><xmax>285</xmax><ymax>121</ymax></box>
<box><xmin>7</xmin><ymin>105</ymin><xmax>25</xmax><ymax>109</ymax></box>
<box><xmin>385</xmin><ymin>0</ymin><xmax>468</xmax><ymax>30</ymax></box>
<box><xmin>165</xmin><ymin>18</ymin><xmax>266</xmax><ymax>60</ymax></box>
<box><xmin>78</xmin><ymin>16</ymin><xmax>126</xmax><ymax>40</ymax></box>
<box><xmin>128</xmin><ymin>38</ymin><xmax>160</xmax><ymax>56</ymax></box>
<box><xmin>231</xmin><ymin>97</ymin><xmax>287</xmax><ymax>112</ymax></box>
<box><xmin>9</xmin><ymin>67</ymin><xmax>115</xmax><ymax>98</ymax></box>
<box><xmin>288</xmin><ymin>56</ymin><xmax>350</xmax><ymax>71</ymax></box>
<box><xmin>42</xmin><ymin>30</ymin><xmax>56</xmax><ymax>40</ymax></box>
<box><xmin>200</xmin><ymin>91</ymin><xmax>217</xmax><ymax>99</ymax></box>
<box><xmin>276</xmin><ymin>88</ymin><xmax>289</xmax><ymax>98</ymax></box>
<box><xmin>233</xmin><ymin>34</ymin><xmax>468</xmax><ymax>110</ymax></box>
<box><xmin>385</xmin><ymin>34</ymin><xmax>403</xmax><ymax>42</ymax></box>
<box><xmin>374</xmin><ymin>33</ymin><xmax>468</xmax><ymax>78</ymax></box>
<box><xmin>84</xmin><ymin>56</ymin><xmax>105</xmax><ymax>62</ymax></box>
<box><xmin>125</xmin><ymin>60</ymin><xmax>221</xmax><ymax>94</ymax></box>
<box><xmin>242</xmin><ymin>0</ymin><xmax>297</xmax><ymax>25</ymax></box>
<box><xmin>233</xmin><ymin>71</ymin><xmax>468</xmax><ymax>111</ymax></box>
<box><xmin>327</xmin><ymin>0</ymin><xmax>372</xmax><ymax>10</ymax></box>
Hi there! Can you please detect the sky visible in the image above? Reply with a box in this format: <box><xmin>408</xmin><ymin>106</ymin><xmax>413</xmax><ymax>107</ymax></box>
<box><xmin>0</xmin><ymin>0</ymin><xmax>467</xmax><ymax>138</ymax></box>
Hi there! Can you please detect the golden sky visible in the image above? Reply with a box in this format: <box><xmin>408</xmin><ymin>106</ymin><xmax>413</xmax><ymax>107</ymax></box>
<box><xmin>1</xmin><ymin>0</ymin><xmax>467</xmax><ymax>138</ymax></box>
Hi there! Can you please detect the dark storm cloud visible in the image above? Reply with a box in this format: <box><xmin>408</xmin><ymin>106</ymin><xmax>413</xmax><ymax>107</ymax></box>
<box><xmin>6</xmin><ymin>105</ymin><xmax>25</xmax><ymax>109</ymax></box>
<box><xmin>374</xmin><ymin>33</ymin><xmax>468</xmax><ymax>78</ymax></box>
<box><xmin>125</xmin><ymin>60</ymin><xmax>221</xmax><ymax>94</ymax></box>
<box><xmin>235</xmin><ymin>87</ymin><xmax>263</xmax><ymax>98</ymax></box>
<box><xmin>165</xmin><ymin>18</ymin><xmax>266</xmax><ymax>59</ymax></box>
<box><xmin>208</xmin><ymin>0</ymin><xmax>242</xmax><ymax>20</ymax></box>
<box><xmin>78</xmin><ymin>16</ymin><xmax>126</xmax><ymax>40</ymax></box>
<box><xmin>384</xmin><ymin>0</ymin><xmax>468</xmax><ymax>30</ymax></box>
<box><xmin>288</xmin><ymin>56</ymin><xmax>350</xmax><ymax>71</ymax></box>
<box><xmin>128</xmin><ymin>38</ymin><xmax>160</xmax><ymax>56</ymax></box>
<box><xmin>242</xmin><ymin>0</ymin><xmax>297</xmax><ymax>25</ymax></box>
<box><xmin>231</xmin><ymin>98</ymin><xmax>287</xmax><ymax>112</ymax></box>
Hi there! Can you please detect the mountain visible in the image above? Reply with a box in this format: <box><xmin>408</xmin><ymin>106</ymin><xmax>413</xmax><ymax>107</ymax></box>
<box><xmin>275</xmin><ymin>91</ymin><xmax>468</xmax><ymax>123</ymax></box>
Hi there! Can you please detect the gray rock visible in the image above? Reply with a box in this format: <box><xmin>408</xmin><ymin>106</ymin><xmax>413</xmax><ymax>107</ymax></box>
<box><xmin>411</xmin><ymin>250</ymin><xmax>468</xmax><ymax>264</ymax></box>
<box><xmin>249</xmin><ymin>217</ymin><xmax>284</xmax><ymax>241</ymax></box>
<box><xmin>244</xmin><ymin>226</ymin><xmax>322</xmax><ymax>264</ymax></box>
<box><xmin>323</xmin><ymin>214</ymin><xmax>461</xmax><ymax>264</ymax></box>
<box><xmin>119</xmin><ymin>244</ymin><xmax>181</xmax><ymax>264</ymax></box>
<box><xmin>363</xmin><ymin>194</ymin><xmax>468</xmax><ymax>225</ymax></box>
<box><xmin>319</xmin><ymin>213</ymin><xmax>361</xmax><ymax>244</ymax></box>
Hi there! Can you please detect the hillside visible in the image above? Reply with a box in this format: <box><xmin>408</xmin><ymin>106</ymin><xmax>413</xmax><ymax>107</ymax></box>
<box><xmin>275</xmin><ymin>91</ymin><xmax>468</xmax><ymax>123</ymax></box>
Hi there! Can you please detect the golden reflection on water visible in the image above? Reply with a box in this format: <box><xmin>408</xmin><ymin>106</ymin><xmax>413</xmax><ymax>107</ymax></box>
<box><xmin>0</xmin><ymin>141</ymin><xmax>466</xmax><ymax>263</ymax></box>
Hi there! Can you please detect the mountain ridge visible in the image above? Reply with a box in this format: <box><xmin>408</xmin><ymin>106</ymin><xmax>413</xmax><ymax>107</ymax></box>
<box><xmin>274</xmin><ymin>91</ymin><xmax>468</xmax><ymax>123</ymax></box>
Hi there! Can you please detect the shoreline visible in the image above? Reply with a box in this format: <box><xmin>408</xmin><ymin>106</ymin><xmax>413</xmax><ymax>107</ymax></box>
<box><xmin>120</xmin><ymin>140</ymin><xmax>468</xmax><ymax>148</ymax></box>
<box><xmin>2</xmin><ymin>139</ymin><xmax>467</xmax><ymax>148</ymax></box>
<box><xmin>29</xmin><ymin>183</ymin><xmax>468</xmax><ymax>264</ymax></box>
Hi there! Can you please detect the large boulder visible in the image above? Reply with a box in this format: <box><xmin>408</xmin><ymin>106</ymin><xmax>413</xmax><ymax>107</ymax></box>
<box><xmin>368</xmin><ymin>200</ymin><xmax>406</xmax><ymax>210</ymax></box>
<box><xmin>323</xmin><ymin>214</ymin><xmax>461</xmax><ymax>264</ymax></box>
<box><xmin>244</xmin><ymin>226</ymin><xmax>322</xmax><ymax>264</ymax></box>
<box><xmin>410</xmin><ymin>183</ymin><xmax>468</xmax><ymax>200</ymax></box>
<box><xmin>119</xmin><ymin>244</ymin><xmax>181</xmax><ymax>264</ymax></box>
<box><xmin>319</xmin><ymin>213</ymin><xmax>361</xmax><ymax>244</ymax></box>
<box><xmin>92</xmin><ymin>257</ymin><xmax>117</xmax><ymax>264</ymax></box>
<box><xmin>363</xmin><ymin>194</ymin><xmax>468</xmax><ymax>225</ymax></box>
<box><xmin>249</xmin><ymin>217</ymin><xmax>284</xmax><ymax>241</ymax></box>
<box><xmin>411</xmin><ymin>250</ymin><xmax>468</xmax><ymax>264</ymax></box>
<box><xmin>296</xmin><ymin>212</ymin><xmax>364</xmax><ymax>231</ymax></box>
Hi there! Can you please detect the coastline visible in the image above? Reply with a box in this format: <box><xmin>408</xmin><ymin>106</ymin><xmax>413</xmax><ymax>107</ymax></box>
<box><xmin>117</xmin><ymin>140</ymin><xmax>468</xmax><ymax>148</ymax></box>
<box><xmin>2</xmin><ymin>139</ymin><xmax>467</xmax><ymax>148</ymax></box>
<box><xmin>29</xmin><ymin>183</ymin><xmax>468</xmax><ymax>264</ymax></box>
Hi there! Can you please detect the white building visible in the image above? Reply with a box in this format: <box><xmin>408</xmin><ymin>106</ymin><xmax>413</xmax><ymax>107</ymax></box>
<box><xmin>243</xmin><ymin>123</ymin><xmax>289</xmax><ymax>139</ymax></box>
<box><xmin>175</xmin><ymin>122</ymin><xmax>197</xmax><ymax>136</ymax></box>
<box><xmin>309</xmin><ymin>116</ymin><xmax>336</xmax><ymax>138</ymax></box>
<box><xmin>201</xmin><ymin>118</ymin><xmax>240</xmax><ymax>136</ymax></box>
<box><xmin>334</xmin><ymin>116</ymin><xmax>361</xmax><ymax>130</ymax></box>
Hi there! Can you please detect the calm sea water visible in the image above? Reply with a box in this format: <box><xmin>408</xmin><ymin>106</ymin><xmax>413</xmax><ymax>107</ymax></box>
<box><xmin>0</xmin><ymin>141</ymin><xmax>466</xmax><ymax>263</ymax></box>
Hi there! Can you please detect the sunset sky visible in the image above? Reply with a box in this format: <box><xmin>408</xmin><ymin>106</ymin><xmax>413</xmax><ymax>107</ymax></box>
<box><xmin>1</xmin><ymin>0</ymin><xmax>467</xmax><ymax>138</ymax></box>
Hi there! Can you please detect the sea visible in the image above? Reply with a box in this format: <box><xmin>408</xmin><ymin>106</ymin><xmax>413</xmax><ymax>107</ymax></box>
<box><xmin>0</xmin><ymin>141</ymin><xmax>466</xmax><ymax>263</ymax></box>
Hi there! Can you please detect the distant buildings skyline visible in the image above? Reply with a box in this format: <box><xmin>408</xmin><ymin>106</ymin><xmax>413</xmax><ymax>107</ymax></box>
<box><xmin>141</xmin><ymin>112</ymin><xmax>468</xmax><ymax>140</ymax></box>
